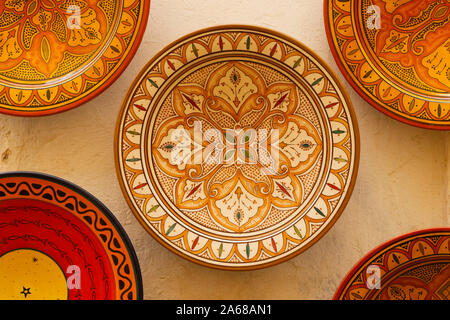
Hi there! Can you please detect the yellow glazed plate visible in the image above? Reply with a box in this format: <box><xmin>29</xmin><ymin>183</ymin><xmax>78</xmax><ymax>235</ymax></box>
<box><xmin>0</xmin><ymin>0</ymin><xmax>150</xmax><ymax>116</ymax></box>
<box><xmin>115</xmin><ymin>26</ymin><xmax>360</xmax><ymax>270</ymax></box>
<box><xmin>325</xmin><ymin>0</ymin><xmax>450</xmax><ymax>130</ymax></box>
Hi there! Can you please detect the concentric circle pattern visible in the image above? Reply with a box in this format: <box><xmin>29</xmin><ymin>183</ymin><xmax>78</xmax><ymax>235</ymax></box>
<box><xmin>0</xmin><ymin>172</ymin><xmax>142</xmax><ymax>300</ymax></box>
<box><xmin>325</xmin><ymin>0</ymin><xmax>450</xmax><ymax>130</ymax></box>
<box><xmin>335</xmin><ymin>229</ymin><xmax>450</xmax><ymax>300</ymax></box>
<box><xmin>116</xmin><ymin>26</ymin><xmax>359</xmax><ymax>270</ymax></box>
<box><xmin>0</xmin><ymin>0</ymin><xmax>150</xmax><ymax>116</ymax></box>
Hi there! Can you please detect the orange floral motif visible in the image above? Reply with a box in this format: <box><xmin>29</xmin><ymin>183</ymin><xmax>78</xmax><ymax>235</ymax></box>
<box><xmin>375</xmin><ymin>0</ymin><xmax>450</xmax><ymax>92</ymax></box>
<box><xmin>153</xmin><ymin>62</ymin><xmax>322</xmax><ymax>232</ymax></box>
<box><xmin>0</xmin><ymin>0</ymin><xmax>106</xmax><ymax>78</ymax></box>
<box><xmin>325</xmin><ymin>0</ymin><xmax>450</xmax><ymax>129</ymax></box>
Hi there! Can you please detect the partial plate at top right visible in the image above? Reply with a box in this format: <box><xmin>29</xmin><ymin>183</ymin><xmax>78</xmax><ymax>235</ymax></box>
<box><xmin>324</xmin><ymin>0</ymin><xmax>450</xmax><ymax>130</ymax></box>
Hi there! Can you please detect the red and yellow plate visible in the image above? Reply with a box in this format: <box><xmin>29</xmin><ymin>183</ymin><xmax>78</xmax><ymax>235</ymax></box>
<box><xmin>324</xmin><ymin>0</ymin><xmax>450</xmax><ymax>130</ymax></box>
<box><xmin>115</xmin><ymin>25</ymin><xmax>359</xmax><ymax>270</ymax></box>
<box><xmin>0</xmin><ymin>172</ymin><xmax>142</xmax><ymax>300</ymax></box>
<box><xmin>334</xmin><ymin>228</ymin><xmax>450</xmax><ymax>300</ymax></box>
<box><xmin>0</xmin><ymin>0</ymin><xmax>150</xmax><ymax>116</ymax></box>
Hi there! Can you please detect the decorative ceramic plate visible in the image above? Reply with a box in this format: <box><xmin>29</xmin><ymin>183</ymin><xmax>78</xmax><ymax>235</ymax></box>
<box><xmin>0</xmin><ymin>0</ymin><xmax>150</xmax><ymax>116</ymax></box>
<box><xmin>334</xmin><ymin>228</ymin><xmax>450</xmax><ymax>300</ymax></box>
<box><xmin>0</xmin><ymin>172</ymin><xmax>142</xmax><ymax>300</ymax></box>
<box><xmin>115</xmin><ymin>25</ymin><xmax>359</xmax><ymax>270</ymax></box>
<box><xmin>324</xmin><ymin>0</ymin><xmax>450</xmax><ymax>130</ymax></box>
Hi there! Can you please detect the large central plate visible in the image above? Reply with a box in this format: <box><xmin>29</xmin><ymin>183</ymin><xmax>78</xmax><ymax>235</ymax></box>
<box><xmin>115</xmin><ymin>26</ymin><xmax>359</xmax><ymax>270</ymax></box>
<box><xmin>0</xmin><ymin>0</ymin><xmax>150</xmax><ymax>116</ymax></box>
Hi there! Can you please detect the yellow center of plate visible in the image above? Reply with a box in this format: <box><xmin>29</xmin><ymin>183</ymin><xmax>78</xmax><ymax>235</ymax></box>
<box><xmin>0</xmin><ymin>249</ymin><xmax>68</xmax><ymax>300</ymax></box>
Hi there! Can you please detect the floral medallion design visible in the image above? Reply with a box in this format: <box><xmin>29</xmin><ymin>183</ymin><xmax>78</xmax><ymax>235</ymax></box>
<box><xmin>335</xmin><ymin>229</ymin><xmax>450</xmax><ymax>300</ymax></box>
<box><xmin>325</xmin><ymin>0</ymin><xmax>450</xmax><ymax>130</ymax></box>
<box><xmin>116</xmin><ymin>26</ymin><xmax>359</xmax><ymax>269</ymax></box>
<box><xmin>0</xmin><ymin>172</ymin><xmax>143</xmax><ymax>300</ymax></box>
<box><xmin>0</xmin><ymin>0</ymin><xmax>150</xmax><ymax>116</ymax></box>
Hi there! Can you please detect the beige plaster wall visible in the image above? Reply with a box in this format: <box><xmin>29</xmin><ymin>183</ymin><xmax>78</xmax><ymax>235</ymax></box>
<box><xmin>0</xmin><ymin>0</ymin><xmax>448</xmax><ymax>300</ymax></box>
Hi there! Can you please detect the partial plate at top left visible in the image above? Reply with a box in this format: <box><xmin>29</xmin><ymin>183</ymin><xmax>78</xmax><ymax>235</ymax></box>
<box><xmin>0</xmin><ymin>0</ymin><xmax>150</xmax><ymax>116</ymax></box>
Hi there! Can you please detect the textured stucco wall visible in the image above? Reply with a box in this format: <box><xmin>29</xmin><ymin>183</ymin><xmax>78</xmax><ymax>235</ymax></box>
<box><xmin>0</xmin><ymin>0</ymin><xmax>448</xmax><ymax>299</ymax></box>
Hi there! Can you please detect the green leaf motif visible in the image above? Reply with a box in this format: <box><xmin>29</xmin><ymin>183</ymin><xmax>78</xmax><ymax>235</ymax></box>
<box><xmin>293</xmin><ymin>57</ymin><xmax>302</xmax><ymax>69</ymax></box>
<box><xmin>246</xmin><ymin>36</ymin><xmax>251</xmax><ymax>50</ymax></box>
<box><xmin>127</xmin><ymin>130</ymin><xmax>140</xmax><ymax>135</ymax></box>
<box><xmin>148</xmin><ymin>78</ymin><xmax>159</xmax><ymax>88</ymax></box>
<box><xmin>332</xmin><ymin>129</ymin><xmax>345</xmax><ymax>135</ymax></box>
<box><xmin>224</xmin><ymin>149</ymin><xmax>235</xmax><ymax>161</ymax></box>
<box><xmin>224</xmin><ymin>132</ymin><xmax>235</xmax><ymax>144</ymax></box>
<box><xmin>192</xmin><ymin>43</ymin><xmax>199</xmax><ymax>57</ymax></box>
<box><xmin>166</xmin><ymin>223</ymin><xmax>176</xmax><ymax>236</ymax></box>
<box><xmin>314</xmin><ymin>207</ymin><xmax>326</xmax><ymax>217</ymax></box>
<box><xmin>147</xmin><ymin>205</ymin><xmax>159</xmax><ymax>214</ymax></box>
<box><xmin>242</xmin><ymin>131</ymin><xmax>252</xmax><ymax>143</ymax></box>
<box><xmin>333</xmin><ymin>157</ymin><xmax>348</xmax><ymax>163</ymax></box>
<box><xmin>301</xmin><ymin>143</ymin><xmax>311</xmax><ymax>149</ymax></box>
<box><xmin>294</xmin><ymin>226</ymin><xmax>303</xmax><ymax>239</ymax></box>
<box><xmin>311</xmin><ymin>77</ymin><xmax>323</xmax><ymax>87</ymax></box>
<box><xmin>242</xmin><ymin>149</ymin><xmax>252</xmax><ymax>160</ymax></box>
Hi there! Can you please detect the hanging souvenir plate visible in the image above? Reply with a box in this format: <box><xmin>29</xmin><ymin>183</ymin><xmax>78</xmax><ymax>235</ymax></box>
<box><xmin>115</xmin><ymin>25</ymin><xmax>359</xmax><ymax>270</ymax></box>
<box><xmin>0</xmin><ymin>172</ymin><xmax>142</xmax><ymax>300</ymax></box>
<box><xmin>324</xmin><ymin>0</ymin><xmax>450</xmax><ymax>130</ymax></box>
<box><xmin>0</xmin><ymin>0</ymin><xmax>150</xmax><ymax>116</ymax></box>
<box><xmin>334</xmin><ymin>228</ymin><xmax>450</xmax><ymax>300</ymax></box>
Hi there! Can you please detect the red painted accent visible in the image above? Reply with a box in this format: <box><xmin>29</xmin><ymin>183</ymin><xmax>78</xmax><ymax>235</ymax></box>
<box><xmin>275</xmin><ymin>182</ymin><xmax>291</xmax><ymax>199</ymax></box>
<box><xmin>191</xmin><ymin>236</ymin><xmax>200</xmax><ymax>250</ymax></box>
<box><xmin>0</xmin><ymin>199</ymin><xmax>116</xmax><ymax>300</ymax></box>
<box><xmin>133</xmin><ymin>182</ymin><xmax>147</xmax><ymax>190</ymax></box>
<box><xmin>186</xmin><ymin>184</ymin><xmax>201</xmax><ymax>198</ymax></box>
<box><xmin>182</xmin><ymin>93</ymin><xmax>201</xmax><ymax>110</ymax></box>
<box><xmin>270</xmin><ymin>43</ymin><xmax>277</xmax><ymax>57</ymax></box>
<box><xmin>134</xmin><ymin>104</ymin><xmax>147</xmax><ymax>111</ymax></box>
<box><xmin>273</xmin><ymin>93</ymin><xmax>288</xmax><ymax>109</ymax></box>
<box><xmin>327</xmin><ymin>183</ymin><xmax>341</xmax><ymax>191</ymax></box>
<box><xmin>271</xmin><ymin>238</ymin><xmax>278</xmax><ymax>253</ymax></box>
<box><xmin>167</xmin><ymin>60</ymin><xmax>176</xmax><ymax>71</ymax></box>
<box><xmin>325</xmin><ymin>101</ymin><xmax>339</xmax><ymax>109</ymax></box>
